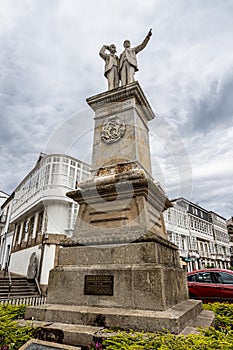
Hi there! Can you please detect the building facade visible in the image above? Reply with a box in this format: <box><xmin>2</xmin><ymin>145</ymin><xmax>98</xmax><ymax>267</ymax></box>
<box><xmin>227</xmin><ymin>217</ymin><xmax>233</xmax><ymax>266</ymax></box>
<box><xmin>0</xmin><ymin>190</ymin><xmax>9</xmax><ymax>207</ymax></box>
<box><xmin>164</xmin><ymin>198</ymin><xmax>230</xmax><ymax>271</ymax></box>
<box><xmin>6</xmin><ymin>153</ymin><xmax>90</xmax><ymax>292</ymax></box>
<box><xmin>0</xmin><ymin>191</ymin><xmax>14</xmax><ymax>271</ymax></box>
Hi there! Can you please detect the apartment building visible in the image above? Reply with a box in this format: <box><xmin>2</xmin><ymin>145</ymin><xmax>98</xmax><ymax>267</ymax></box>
<box><xmin>0</xmin><ymin>191</ymin><xmax>13</xmax><ymax>270</ymax></box>
<box><xmin>164</xmin><ymin>198</ymin><xmax>230</xmax><ymax>271</ymax></box>
<box><xmin>227</xmin><ymin>217</ymin><xmax>233</xmax><ymax>266</ymax></box>
<box><xmin>5</xmin><ymin>153</ymin><xmax>90</xmax><ymax>292</ymax></box>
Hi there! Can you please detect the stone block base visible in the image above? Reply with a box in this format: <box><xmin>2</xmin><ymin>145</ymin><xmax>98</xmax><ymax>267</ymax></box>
<box><xmin>46</xmin><ymin>242</ymin><xmax>188</xmax><ymax>311</ymax></box>
<box><xmin>25</xmin><ymin>299</ymin><xmax>205</xmax><ymax>334</ymax></box>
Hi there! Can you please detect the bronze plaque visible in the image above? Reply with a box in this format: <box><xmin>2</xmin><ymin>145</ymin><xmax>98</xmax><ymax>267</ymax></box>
<box><xmin>84</xmin><ymin>275</ymin><xmax>114</xmax><ymax>295</ymax></box>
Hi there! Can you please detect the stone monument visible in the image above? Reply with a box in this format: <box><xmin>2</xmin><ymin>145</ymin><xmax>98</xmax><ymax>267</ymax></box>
<box><xmin>25</xmin><ymin>33</ymin><xmax>214</xmax><ymax>347</ymax></box>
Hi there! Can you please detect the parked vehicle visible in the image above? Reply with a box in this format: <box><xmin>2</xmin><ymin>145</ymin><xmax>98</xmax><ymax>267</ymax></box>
<box><xmin>187</xmin><ymin>268</ymin><xmax>233</xmax><ymax>302</ymax></box>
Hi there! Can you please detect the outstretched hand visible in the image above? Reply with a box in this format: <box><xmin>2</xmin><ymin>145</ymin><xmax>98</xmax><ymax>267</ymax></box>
<box><xmin>148</xmin><ymin>28</ymin><xmax>152</xmax><ymax>37</ymax></box>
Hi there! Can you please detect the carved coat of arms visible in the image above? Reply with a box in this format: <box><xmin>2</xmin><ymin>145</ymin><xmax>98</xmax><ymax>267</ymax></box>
<box><xmin>101</xmin><ymin>116</ymin><xmax>126</xmax><ymax>144</ymax></box>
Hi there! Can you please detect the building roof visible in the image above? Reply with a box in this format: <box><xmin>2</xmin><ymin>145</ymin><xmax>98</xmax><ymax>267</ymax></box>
<box><xmin>171</xmin><ymin>197</ymin><xmax>226</xmax><ymax>220</ymax></box>
<box><xmin>0</xmin><ymin>190</ymin><xmax>9</xmax><ymax>198</ymax></box>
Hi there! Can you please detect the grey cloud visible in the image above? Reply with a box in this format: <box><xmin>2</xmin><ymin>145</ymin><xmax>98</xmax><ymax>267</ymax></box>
<box><xmin>0</xmin><ymin>0</ymin><xmax>232</xmax><ymax>219</ymax></box>
<box><xmin>183</xmin><ymin>77</ymin><xmax>233</xmax><ymax>135</ymax></box>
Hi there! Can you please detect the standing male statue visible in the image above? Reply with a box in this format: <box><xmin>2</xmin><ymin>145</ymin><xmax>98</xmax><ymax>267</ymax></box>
<box><xmin>99</xmin><ymin>44</ymin><xmax>119</xmax><ymax>90</ymax></box>
<box><xmin>119</xmin><ymin>29</ymin><xmax>152</xmax><ymax>86</ymax></box>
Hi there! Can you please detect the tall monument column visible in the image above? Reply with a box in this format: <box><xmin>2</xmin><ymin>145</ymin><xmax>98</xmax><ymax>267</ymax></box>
<box><xmin>90</xmin><ymin>81</ymin><xmax>153</xmax><ymax>175</ymax></box>
<box><xmin>65</xmin><ymin>82</ymin><xmax>171</xmax><ymax>246</ymax></box>
<box><xmin>43</xmin><ymin>81</ymin><xmax>189</xmax><ymax>313</ymax></box>
<box><xmin>25</xmin><ymin>32</ymin><xmax>214</xmax><ymax>342</ymax></box>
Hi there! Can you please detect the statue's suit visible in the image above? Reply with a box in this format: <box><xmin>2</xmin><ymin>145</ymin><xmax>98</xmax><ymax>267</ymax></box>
<box><xmin>119</xmin><ymin>34</ymin><xmax>151</xmax><ymax>85</ymax></box>
<box><xmin>99</xmin><ymin>46</ymin><xmax>119</xmax><ymax>90</ymax></box>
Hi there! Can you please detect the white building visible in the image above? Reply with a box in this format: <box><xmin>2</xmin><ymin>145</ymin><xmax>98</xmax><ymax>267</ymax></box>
<box><xmin>0</xmin><ymin>191</ymin><xmax>13</xmax><ymax>270</ymax></box>
<box><xmin>8</xmin><ymin>153</ymin><xmax>90</xmax><ymax>292</ymax></box>
<box><xmin>164</xmin><ymin>198</ymin><xmax>230</xmax><ymax>271</ymax></box>
<box><xmin>0</xmin><ymin>190</ymin><xmax>9</xmax><ymax>207</ymax></box>
<box><xmin>226</xmin><ymin>217</ymin><xmax>233</xmax><ymax>266</ymax></box>
<box><xmin>209</xmin><ymin>211</ymin><xmax>230</xmax><ymax>269</ymax></box>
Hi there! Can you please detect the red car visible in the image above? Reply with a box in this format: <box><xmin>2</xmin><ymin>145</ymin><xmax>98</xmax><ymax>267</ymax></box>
<box><xmin>187</xmin><ymin>268</ymin><xmax>233</xmax><ymax>302</ymax></box>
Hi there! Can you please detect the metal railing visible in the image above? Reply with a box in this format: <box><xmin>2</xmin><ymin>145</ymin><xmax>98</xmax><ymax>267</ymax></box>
<box><xmin>35</xmin><ymin>276</ymin><xmax>42</xmax><ymax>296</ymax></box>
<box><xmin>3</xmin><ymin>262</ymin><xmax>12</xmax><ymax>298</ymax></box>
<box><xmin>7</xmin><ymin>270</ymin><xmax>12</xmax><ymax>298</ymax></box>
<box><xmin>0</xmin><ymin>295</ymin><xmax>47</xmax><ymax>306</ymax></box>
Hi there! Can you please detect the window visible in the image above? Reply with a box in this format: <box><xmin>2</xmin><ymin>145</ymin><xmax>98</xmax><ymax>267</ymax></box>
<box><xmin>219</xmin><ymin>272</ymin><xmax>233</xmax><ymax>285</ymax></box>
<box><xmin>44</xmin><ymin>164</ymin><xmax>51</xmax><ymax>186</ymax></box>
<box><xmin>187</xmin><ymin>274</ymin><xmax>197</xmax><ymax>282</ymax></box>
<box><xmin>36</xmin><ymin>211</ymin><xmax>44</xmax><ymax>235</ymax></box>
<box><xmin>67</xmin><ymin>203</ymin><xmax>78</xmax><ymax>230</ymax></box>
<box><xmin>197</xmin><ymin>272</ymin><xmax>212</xmax><ymax>283</ymax></box>
<box><xmin>14</xmin><ymin>225</ymin><xmax>21</xmax><ymax>246</ymax></box>
<box><xmin>180</xmin><ymin>236</ymin><xmax>186</xmax><ymax>250</ymax></box>
<box><xmin>20</xmin><ymin>221</ymin><xmax>27</xmax><ymax>243</ymax></box>
<box><xmin>27</xmin><ymin>216</ymin><xmax>35</xmax><ymax>241</ymax></box>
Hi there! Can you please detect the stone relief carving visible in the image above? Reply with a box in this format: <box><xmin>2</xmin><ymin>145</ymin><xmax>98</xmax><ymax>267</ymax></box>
<box><xmin>27</xmin><ymin>252</ymin><xmax>38</xmax><ymax>279</ymax></box>
<box><xmin>101</xmin><ymin>116</ymin><xmax>126</xmax><ymax>144</ymax></box>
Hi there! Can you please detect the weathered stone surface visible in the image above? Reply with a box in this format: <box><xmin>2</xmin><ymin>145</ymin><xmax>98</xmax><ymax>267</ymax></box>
<box><xmin>66</xmin><ymin>171</ymin><xmax>172</xmax><ymax>245</ymax></box>
<box><xmin>180</xmin><ymin>309</ymin><xmax>215</xmax><ymax>335</ymax></box>
<box><xmin>46</xmin><ymin>266</ymin><xmax>187</xmax><ymax>311</ymax></box>
<box><xmin>45</xmin><ymin>241</ymin><xmax>187</xmax><ymax>311</ymax></box>
<box><xmin>25</xmin><ymin>82</ymin><xmax>215</xmax><ymax>345</ymax></box>
<box><xmin>87</xmin><ymin>82</ymin><xmax>154</xmax><ymax>175</ymax></box>
<box><xmin>58</xmin><ymin>242</ymin><xmax>180</xmax><ymax>267</ymax></box>
<box><xmin>21</xmin><ymin>309</ymin><xmax>215</xmax><ymax>347</ymax></box>
<box><xmin>25</xmin><ymin>300</ymin><xmax>203</xmax><ymax>334</ymax></box>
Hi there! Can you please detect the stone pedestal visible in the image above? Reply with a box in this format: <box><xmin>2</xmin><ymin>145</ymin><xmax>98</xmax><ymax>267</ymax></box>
<box><xmin>64</xmin><ymin>82</ymin><xmax>171</xmax><ymax>246</ymax></box>
<box><xmin>46</xmin><ymin>242</ymin><xmax>188</xmax><ymax>311</ymax></box>
<box><xmin>25</xmin><ymin>83</ymin><xmax>214</xmax><ymax>344</ymax></box>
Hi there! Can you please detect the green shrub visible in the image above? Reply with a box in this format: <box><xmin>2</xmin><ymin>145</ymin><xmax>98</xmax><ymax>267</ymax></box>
<box><xmin>102</xmin><ymin>329</ymin><xmax>233</xmax><ymax>349</ymax></box>
<box><xmin>203</xmin><ymin>302</ymin><xmax>233</xmax><ymax>330</ymax></box>
<box><xmin>1</xmin><ymin>302</ymin><xmax>233</xmax><ymax>349</ymax></box>
<box><xmin>0</xmin><ymin>304</ymin><xmax>33</xmax><ymax>349</ymax></box>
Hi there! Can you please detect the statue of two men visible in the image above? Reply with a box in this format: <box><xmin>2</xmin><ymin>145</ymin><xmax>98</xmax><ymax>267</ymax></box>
<box><xmin>99</xmin><ymin>29</ymin><xmax>152</xmax><ymax>90</ymax></box>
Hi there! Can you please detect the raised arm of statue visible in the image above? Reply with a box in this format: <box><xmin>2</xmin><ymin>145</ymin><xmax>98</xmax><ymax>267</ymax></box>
<box><xmin>134</xmin><ymin>29</ymin><xmax>152</xmax><ymax>54</ymax></box>
<box><xmin>99</xmin><ymin>45</ymin><xmax>109</xmax><ymax>60</ymax></box>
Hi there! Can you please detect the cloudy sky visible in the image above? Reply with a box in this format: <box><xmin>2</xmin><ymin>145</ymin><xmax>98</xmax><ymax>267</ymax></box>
<box><xmin>0</xmin><ymin>0</ymin><xmax>232</xmax><ymax>218</ymax></box>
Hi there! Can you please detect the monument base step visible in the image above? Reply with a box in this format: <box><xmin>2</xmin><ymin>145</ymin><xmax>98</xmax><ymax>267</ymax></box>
<box><xmin>19</xmin><ymin>319</ymin><xmax>103</xmax><ymax>347</ymax></box>
<box><xmin>25</xmin><ymin>299</ymin><xmax>212</xmax><ymax>336</ymax></box>
<box><xmin>21</xmin><ymin>306</ymin><xmax>215</xmax><ymax>347</ymax></box>
<box><xmin>180</xmin><ymin>309</ymin><xmax>215</xmax><ymax>335</ymax></box>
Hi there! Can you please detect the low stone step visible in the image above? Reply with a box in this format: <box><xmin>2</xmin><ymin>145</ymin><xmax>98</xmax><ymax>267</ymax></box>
<box><xmin>0</xmin><ymin>276</ymin><xmax>39</xmax><ymax>300</ymax></box>
<box><xmin>180</xmin><ymin>309</ymin><xmax>215</xmax><ymax>335</ymax></box>
<box><xmin>25</xmin><ymin>299</ymin><xmax>204</xmax><ymax>334</ymax></box>
<box><xmin>0</xmin><ymin>286</ymin><xmax>37</xmax><ymax>290</ymax></box>
<box><xmin>19</xmin><ymin>319</ymin><xmax>103</xmax><ymax>347</ymax></box>
<box><xmin>4</xmin><ymin>286</ymin><xmax>38</xmax><ymax>291</ymax></box>
<box><xmin>7</xmin><ymin>292</ymin><xmax>39</xmax><ymax>296</ymax></box>
<box><xmin>20</xmin><ymin>308</ymin><xmax>216</xmax><ymax>348</ymax></box>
